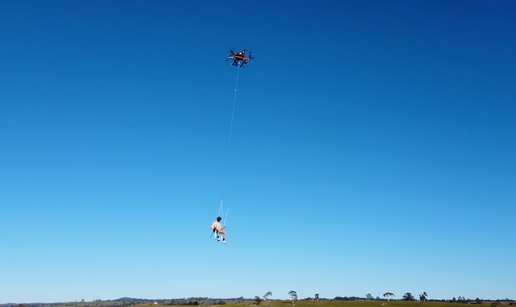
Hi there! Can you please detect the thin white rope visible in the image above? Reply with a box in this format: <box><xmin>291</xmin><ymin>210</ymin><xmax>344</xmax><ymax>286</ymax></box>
<box><xmin>223</xmin><ymin>208</ymin><xmax>229</xmax><ymax>227</ymax></box>
<box><xmin>217</xmin><ymin>66</ymin><xmax>240</xmax><ymax>222</ymax></box>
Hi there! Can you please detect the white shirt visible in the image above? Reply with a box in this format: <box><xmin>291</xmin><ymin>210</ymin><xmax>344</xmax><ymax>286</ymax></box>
<box><xmin>211</xmin><ymin>221</ymin><xmax>222</xmax><ymax>231</ymax></box>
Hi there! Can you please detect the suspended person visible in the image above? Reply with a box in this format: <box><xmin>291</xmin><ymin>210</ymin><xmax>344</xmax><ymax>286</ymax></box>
<box><xmin>210</xmin><ymin>217</ymin><xmax>226</xmax><ymax>244</ymax></box>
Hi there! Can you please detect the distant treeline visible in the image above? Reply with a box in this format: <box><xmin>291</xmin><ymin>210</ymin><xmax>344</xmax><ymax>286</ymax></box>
<box><xmin>2</xmin><ymin>297</ymin><xmax>515</xmax><ymax>307</ymax></box>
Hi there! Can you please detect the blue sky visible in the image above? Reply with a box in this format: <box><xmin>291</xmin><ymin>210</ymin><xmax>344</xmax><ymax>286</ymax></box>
<box><xmin>1</xmin><ymin>0</ymin><xmax>515</xmax><ymax>303</ymax></box>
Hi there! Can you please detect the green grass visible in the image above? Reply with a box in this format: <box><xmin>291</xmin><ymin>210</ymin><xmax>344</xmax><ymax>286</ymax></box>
<box><xmin>42</xmin><ymin>300</ymin><xmax>511</xmax><ymax>307</ymax></box>
<box><xmin>203</xmin><ymin>301</ymin><xmax>503</xmax><ymax>307</ymax></box>
<box><xmin>307</xmin><ymin>302</ymin><xmax>459</xmax><ymax>307</ymax></box>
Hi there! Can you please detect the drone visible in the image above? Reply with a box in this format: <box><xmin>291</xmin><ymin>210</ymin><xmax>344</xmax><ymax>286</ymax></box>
<box><xmin>226</xmin><ymin>49</ymin><xmax>253</xmax><ymax>67</ymax></box>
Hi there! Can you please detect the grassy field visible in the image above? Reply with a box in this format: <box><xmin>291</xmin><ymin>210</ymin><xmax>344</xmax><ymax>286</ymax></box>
<box><xmin>39</xmin><ymin>299</ymin><xmax>513</xmax><ymax>307</ymax></box>
<box><xmin>133</xmin><ymin>300</ymin><xmax>509</xmax><ymax>307</ymax></box>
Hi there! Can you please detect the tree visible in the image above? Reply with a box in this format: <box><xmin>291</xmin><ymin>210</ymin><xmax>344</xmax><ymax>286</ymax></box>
<box><xmin>403</xmin><ymin>293</ymin><xmax>415</xmax><ymax>301</ymax></box>
<box><xmin>476</xmin><ymin>298</ymin><xmax>483</xmax><ymax>304</ymax></box>
<box><xmin>288</xmin><ymin>291</ymin><xmax>298</xmax><ymax>306</ymax></box>
<box><xmin>315</xmin><ymin>294</ymin><xmax>320</xmax><ymax>303</ymax></box>
<box><xmin>420</xmin><ymin>293</ymin><xmax>428</xmax><ymax>302</ymax></box>
<box><xmin>366</xmin><ymin>294</ymin><xmax>373</xmax><ymax>301</ymax></box>
<box><xmin>383</xmin><ymin>293</ymin><xmax>395</xmax><ymax>301</ymax></box>
<box><xmin>255</xmin><ymin>297</ymin><xmax>263</xmax><ymax>305</ymax></box>
<box><xmin>236</xmin><ymin>297</ymin><xmax>244</xmax><ymax>304</ymax></box>
<box><xmin>264</xmin><ymin>292</ymin><xmax>272</xmax><ymax>302</ymax></box>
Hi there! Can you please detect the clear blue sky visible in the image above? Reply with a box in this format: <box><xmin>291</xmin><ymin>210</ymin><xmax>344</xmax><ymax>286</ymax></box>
<box><xmin>1</xmin><ymin>0</ymin><xmax>515</xmax><ymax>303</ymax></box>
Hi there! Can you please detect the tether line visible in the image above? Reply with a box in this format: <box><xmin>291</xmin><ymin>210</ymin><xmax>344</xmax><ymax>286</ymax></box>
<box><xmin>218</xmin><ymin>66</ymin><xmax>240</xmax><ymax>218</ymax></box>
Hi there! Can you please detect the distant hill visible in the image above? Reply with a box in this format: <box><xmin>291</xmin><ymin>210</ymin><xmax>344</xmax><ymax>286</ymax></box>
<box><xmin>112</xmin><ymin>298</ymin><xmax>149</xmax><ymax>303</ymax></box>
